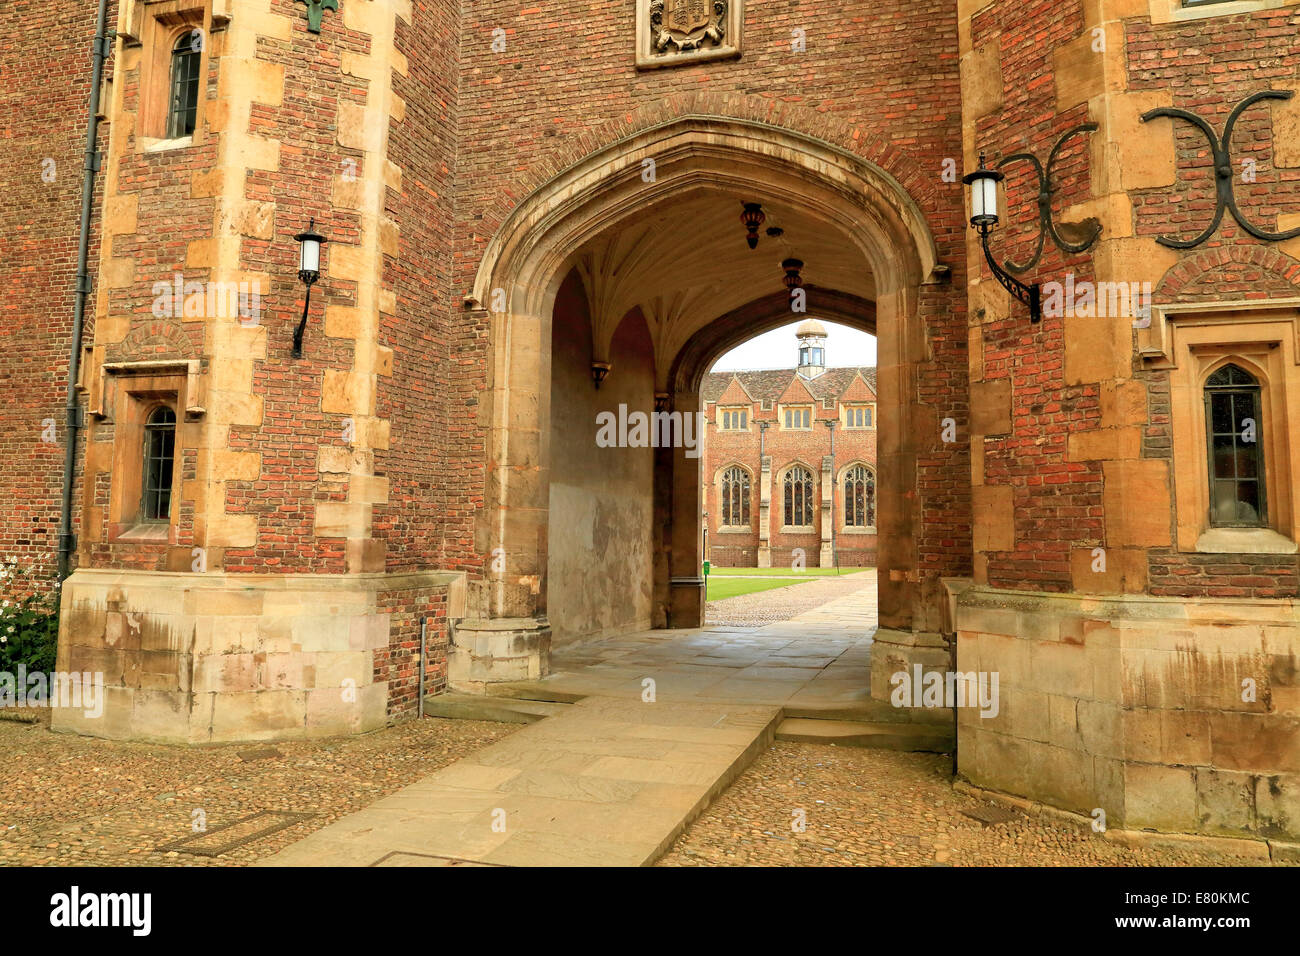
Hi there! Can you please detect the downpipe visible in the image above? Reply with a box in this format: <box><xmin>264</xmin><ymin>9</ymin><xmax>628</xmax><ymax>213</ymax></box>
<box><xmin>57</xmin><ymin>0</ymin><xmax>113</xmax><ymax>581</ymax></box>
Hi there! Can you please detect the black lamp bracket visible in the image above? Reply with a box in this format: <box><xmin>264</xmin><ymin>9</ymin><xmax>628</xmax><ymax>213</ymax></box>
<box><xmin>994</xmin><ymin>123</ymin><xmax>1102</xmax><ymax>273</ymax></box>
<box><xmin>291</xmin><ymin>273</ymin><xmax>317</xmax><ymax>359</ymax></box>
<box><xmin>977</xmin><ymin>222</ymin><xmax>1042</xmax><ymax>323</ymax></box>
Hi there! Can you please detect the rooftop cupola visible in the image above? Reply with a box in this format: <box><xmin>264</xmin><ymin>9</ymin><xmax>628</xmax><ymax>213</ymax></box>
<box><xmin>796</xmin><ymin>319</ymin><xmax>827</xmax><ymax>378</ymax></box>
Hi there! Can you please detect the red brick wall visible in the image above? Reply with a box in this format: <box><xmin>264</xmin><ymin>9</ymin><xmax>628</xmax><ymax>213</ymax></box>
<box><xmin>1128</xmin><ymin>10</ymin><xmax>1300</xmax><ymax>598</ymax></box>
<box><xmin>0</xmin><ymin>0</ymin><xmax>114</xmax><ymax>584</ymax></box>
<box><xmin>970</xmin><ymin>2</ymin><xmax>1300</xmax><ymax>598</ymax></box>
<box><xmin>376</xmin><ymin>584</ymin><xmax>449</xmax><ymax>717</ymax></box>
<box><xmin>80</xmin><ymin>15</ymin><xmax>219</xmax><ymax>573</ymax></box>
<box><xmin>381</xmin><ymin>0</ymin><xmax>465</xmax><ymax>576</ymax></box>
<box><xmin>221</xmin><ymin>1</ymin><xmax>372</xmax><ymax>574</ymax></box>
<box><xmin>969</xmin><ymin>0</ymin><xmax>1101</xmax><ymax>593</ymax></box>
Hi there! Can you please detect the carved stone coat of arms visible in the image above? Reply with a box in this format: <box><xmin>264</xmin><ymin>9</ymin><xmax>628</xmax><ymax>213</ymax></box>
<box><xmin>638</xmin><ymin>0</ymin><xmax>741</xmax><ymax>68</ymax></box>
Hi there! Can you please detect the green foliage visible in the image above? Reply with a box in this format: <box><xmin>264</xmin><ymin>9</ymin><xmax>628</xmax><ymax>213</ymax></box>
<box><xmin>0</xmin><ymin>557</ymin><xmax>59</xmax><ymax>675</ymax></box>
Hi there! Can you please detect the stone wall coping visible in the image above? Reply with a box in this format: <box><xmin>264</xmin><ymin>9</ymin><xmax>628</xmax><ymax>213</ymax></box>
<box><xmin>62</xmin><ymin>568</ymin><xmax>464</xmax><ymax>593</ymax></box>
<box><xmin>958</xmin><ymin>584</ymin><xmax>1297</xmax><ymax>621</ymax></box>
<box><xmin>454</xmin><ymin>616</ymin><xmax>552</xmax><ymax>633</ymax></box>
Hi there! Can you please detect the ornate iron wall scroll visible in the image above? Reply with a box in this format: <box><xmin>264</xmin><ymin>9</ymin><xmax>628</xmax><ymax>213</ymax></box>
<box><xmin>994</xmin><ymin>123</ymin><xmax>1102</xmax><ymax>273</ymax></box>
<box><xmin>1140</xmin><ymin>90</ymin><xmax>1300</xmax><ymax>248</ymax></box>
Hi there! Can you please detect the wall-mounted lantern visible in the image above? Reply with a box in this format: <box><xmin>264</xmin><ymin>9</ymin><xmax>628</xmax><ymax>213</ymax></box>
<box><xmin>591</xmin><ymin>360</ymin><xmax>611</xmax><ymax>389</ymax></box>
<box><xmin>291</xmin><ymin>218</ymin><xmax>327</xmax><ymax>358</ymax></box>
<box><xmin>963</xmin><ymin>153</ymin><xmax>1042</xmax><ymax>323</ymax></box>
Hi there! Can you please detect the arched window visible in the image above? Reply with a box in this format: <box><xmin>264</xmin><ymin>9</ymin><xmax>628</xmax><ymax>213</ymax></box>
<box><xmin>167</xmin><ymin>31</ymin><xmax>202</xmax><ymax>138</ymax></box>
<box><xmin>783</xmin><ymin>465</ymin><xmax>814</xmax><ymax>527</ymax></box>
<box><xmin>720</xmin><ymin>466</ymin><xmax>750</xmax><ymax>527</ymax></box>
<box><xmin>844</xmin><ymin>464</ymin><xmax>876</xmax><ymax>528</ymax></box>
<box><xmin>142</xmin><ymin>406</ymin><xmax>177</xmax><ymax>521</ymax></box>
<box><xmin>1205</xmin><ymin>363</ymin><xmax>1264</xmax><ymax>527</ymax></box>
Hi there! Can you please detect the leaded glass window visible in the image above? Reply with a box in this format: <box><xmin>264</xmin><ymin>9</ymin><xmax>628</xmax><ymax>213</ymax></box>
<box><xmin>167</xmin><ymin>32</ymin><xmax>201</xmax><ymax>138</ymax></box>
<box><xmin>784</xmin><ymin>465</ymin><xmax>814</xmax><ymax>527</ymax></box>
<box><xmin>141</xmin><ymin>406</ymin><xmax>176</xmax><ymax>521</ymax></box>
<box><xmin>720</xmin><ymin>466</ymin><xmax>750</xmax><ymax>527</ymax></box>
<box><xmin>1205</xmin><ymin>364</ymin><xmax>1264</xmax><ymax>527</ymax></box>
<box><xmin>844</xmin><ymin>465</ymin><xmax>875</xmax><ymax>528</ymax></box>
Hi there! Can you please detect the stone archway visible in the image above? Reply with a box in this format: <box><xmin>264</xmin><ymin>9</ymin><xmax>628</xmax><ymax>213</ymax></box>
<box><xmin>451</xmin><ymin>112</ymin><xmax>952</xmax><ymax>693</ymax></box>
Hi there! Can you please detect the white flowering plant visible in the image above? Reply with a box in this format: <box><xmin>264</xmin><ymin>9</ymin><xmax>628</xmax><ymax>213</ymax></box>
<box><xmin>0</xmin><ymin>556</ymin><xmax>59</xmax><ymax>675</ymax></box>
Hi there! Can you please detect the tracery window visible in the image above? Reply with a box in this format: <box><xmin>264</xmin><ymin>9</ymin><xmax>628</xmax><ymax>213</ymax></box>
<box><xmin>720</xmin><ymin>466</ymin><xmax>751</xmax><ymax>528</ymax></box>
<box><xmin>783</xmin><ymin>465</ymin><xmax>814</xmax><ymax>527</ymax></box>
<box><xmin>844</xmin><ymin>465</ymin><xmax>876</xmax><ymax>528</ymax></box>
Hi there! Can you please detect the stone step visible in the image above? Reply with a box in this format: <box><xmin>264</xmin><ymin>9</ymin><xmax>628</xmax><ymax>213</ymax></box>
<box><xmin>485</xmin><ymin>682</ymin><xmax>590</xmax><ymax>704</ymax></box>
<box><xmin>783</xmin><ymin>697</ymin><xmax>955</xmax><ymax>726</ymax></box>
<box><xmin>422</xmin><ymin>693</ymin><xmax>572</xmax><ymax>724</ymax></box>
<box><xmin>775</xmin><ymin>716</ymin><xmax>954</xmax><ymax>752</ymax></box>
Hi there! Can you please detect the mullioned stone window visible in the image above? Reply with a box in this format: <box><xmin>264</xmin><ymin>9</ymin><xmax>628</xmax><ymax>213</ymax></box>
<box><xmin>719</xmin><ymin>465</ymin><xmax>751</xmax><ymax>528</ymax></box>
<box><xmin>782</xmin><ymin>464</ymin><xmax>815</xmax><ymax>529</ymax></box>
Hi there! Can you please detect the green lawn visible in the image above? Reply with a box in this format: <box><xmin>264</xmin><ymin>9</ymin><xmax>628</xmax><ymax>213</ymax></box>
<box><xmin>707</xmin><ymin>566</ymin><xmax>871</xmax><ymax>577</ymax></box>
<box><xmin>706</xmin><ymin>576</ymin><xmax>810</xmax><ymax>601</ymax></box>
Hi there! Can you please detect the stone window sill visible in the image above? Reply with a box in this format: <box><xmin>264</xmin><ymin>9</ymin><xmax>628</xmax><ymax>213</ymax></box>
<box><xmin>717</xmin><ymin>527</ymin><xmax>753</xmax><ymax>534</ymax></box>
<box><xmin>116</xmin><ymin>523</ymin><xmax>171</xmax><ymax>543</ymax></box>
<box><xmin>839</xmin><ymin>526</ymin><xmax>876</xmax><ymax>535</ymax></box>
<box><xmin>1194</xmin><ymin>527</ymin><xmax>1298</xmax><ymax>554</ymax></box>
<box><xmin>143</xmin><ymin>135</ymin><xmax>193</xmax><ymax>153</ymax></box>
<box><xmin>779</xmin><ymin>526</ymin><xmax>815</xmax><ymax>534</ymax></box>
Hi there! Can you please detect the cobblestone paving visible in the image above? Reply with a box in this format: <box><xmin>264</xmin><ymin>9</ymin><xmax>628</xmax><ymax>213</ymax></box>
<box><xmin>706</xmin><ymin>570</ymin><xmax>874</xmax><ymax>628</ymax></box>
<box><xmin>658</xmin><ymin>742</ymin><xmax>1267</xmax><ymax>866</ymax></box>
<box><xmin>0</xmin><ymin>712</ymin><xmax>513</xmax><ymax>866</ymax></box>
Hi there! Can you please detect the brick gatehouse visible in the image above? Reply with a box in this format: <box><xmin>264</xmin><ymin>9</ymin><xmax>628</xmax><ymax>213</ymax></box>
<box><xmin>0</xmin><ymin>0</ymin><xmax>1297</xmax><ymax>844</ymax></box>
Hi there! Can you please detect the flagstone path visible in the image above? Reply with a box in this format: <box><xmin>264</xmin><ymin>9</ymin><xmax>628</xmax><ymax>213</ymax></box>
<box><xmin>258</xmin><ymin>583</ymin><xmax>883</xmax><ymax>866</ymax></box>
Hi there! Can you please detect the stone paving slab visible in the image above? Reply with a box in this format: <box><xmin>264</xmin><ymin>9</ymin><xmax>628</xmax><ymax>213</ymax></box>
<box><xmin>513</xmin><ymin>580</ymin><xmax>882</xmax><ymax>712</ymax></box>
<box><xmin>257</xmin><ymin>696</ymin><xmax>780</xmax><ymax>867</ymax></box>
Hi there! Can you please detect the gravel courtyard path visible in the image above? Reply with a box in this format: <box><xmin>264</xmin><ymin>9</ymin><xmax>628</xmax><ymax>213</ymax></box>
<box><xmin>706</xmin><ymin>570</ymin><xmax>876</xmax><ymax>628</ymax></box>
<box><xmin>658</xmin><ymin>742</ymin><xmax>1268</xmax><ymax>867</ymax></box>
<box><xmin>0</xmin><ymin>713</ymin><xmax>513</xmax><ymax>866</ymax></box>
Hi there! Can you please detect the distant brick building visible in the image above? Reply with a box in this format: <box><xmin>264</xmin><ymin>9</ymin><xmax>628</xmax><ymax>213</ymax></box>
<box><xmin>700</xmin><ymin>321</ymin><xmax>878</xmax><ymax>568</ymax></box>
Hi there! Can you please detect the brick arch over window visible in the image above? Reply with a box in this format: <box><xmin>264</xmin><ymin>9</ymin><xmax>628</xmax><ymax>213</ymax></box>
<box><xmin>1155</xmin><ymin>247</ymin><xmax>1300</xmax><ymax>303</ymax></box>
